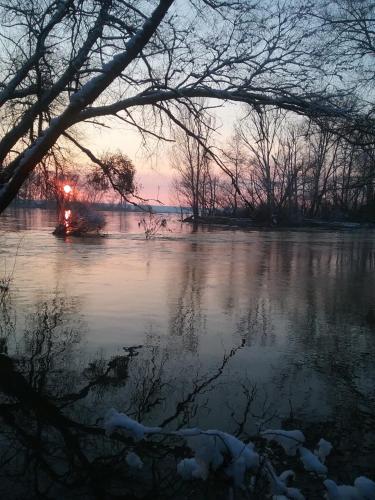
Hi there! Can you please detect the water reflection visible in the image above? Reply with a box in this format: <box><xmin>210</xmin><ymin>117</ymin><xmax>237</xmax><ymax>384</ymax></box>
<box><xmin>0</xmin><ymin>293</ymin><xmax>254</xmax><ymax>498</ymax></box>
<box><xmin>168</xmin><ymin>242</ymin><xmax>209</xmax><ymax>353</ymax></box>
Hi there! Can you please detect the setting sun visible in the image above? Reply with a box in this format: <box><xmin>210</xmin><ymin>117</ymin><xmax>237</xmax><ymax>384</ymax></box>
<box><xmin>63</xmin><ymin>184</ymin><xmax>72</xmax><ymax>194</ymax></box>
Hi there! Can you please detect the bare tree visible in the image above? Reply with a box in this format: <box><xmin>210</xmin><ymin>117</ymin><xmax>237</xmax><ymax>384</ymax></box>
<box><xmin>224</xmin><ymin>108</ymin><xmax>375</xmax><ymax>222</ymax></box>
<box><xmin>84</xmin><ymin>167</ymin><xmax>110</xmax><ymax>205</ymax></box>
<box><xmin>221</xmin><ymin>130</ymin><xmax>249</xmax><ymax>215</ymax></box>
<box><xmin>317</xmin><ymin>0</ymin><xmax>375</xmax><ymax>86</ymax></box>
<box><xmin>238</xmin><ymin>108</ymin><xmax>288</xmax><ymax>223</ymax></box>
<box><xmin>0</xmin><ymin>0</ymin><xmax>370</xmax><ymax>214</ymax></box>
<box><xmin>172</xmin><ymin>108</ymin><xmax>214</xmax><ymax>219</ymax></box>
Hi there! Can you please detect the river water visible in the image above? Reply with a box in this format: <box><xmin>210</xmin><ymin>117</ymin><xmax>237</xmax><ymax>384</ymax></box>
<box><xmin>1</xmin><ymin>208</ymin><xmax>375</xmax><ymax>472</ymax></box>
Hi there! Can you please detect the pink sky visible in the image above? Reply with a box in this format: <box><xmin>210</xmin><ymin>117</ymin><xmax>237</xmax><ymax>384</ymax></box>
<box><xmin>81</xmin><ymin>102</ymin><xmax>241</xmax><ymax>204</ymax></box>
<box><xmin>83</xmin><ymin>122</ymin><xmax>174</xmax><ymax>204</ymax></box>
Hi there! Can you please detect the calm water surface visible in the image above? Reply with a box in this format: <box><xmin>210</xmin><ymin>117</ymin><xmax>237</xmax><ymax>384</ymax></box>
<box><xmin>1</xmin><ymin>208</ymin><xmax>375</xmax><ymax>438</ymax></box>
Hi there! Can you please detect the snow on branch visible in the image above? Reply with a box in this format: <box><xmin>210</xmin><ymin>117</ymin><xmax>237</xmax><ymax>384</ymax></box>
<box><xmin>102</xmin><ymin>409</ymin><xmax>375</xmax><ymax>498</ymax></box>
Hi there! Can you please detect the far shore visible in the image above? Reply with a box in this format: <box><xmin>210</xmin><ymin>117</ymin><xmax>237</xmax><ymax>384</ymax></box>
<box><xmin>182</xmin><ymin>214</ymin><xmax>375</xmax><ymax>231</ymax></box>
<box><xmin>6</xmin><ymin>202</ymin><xmax>375</xmax><ymax>231</ymax></box>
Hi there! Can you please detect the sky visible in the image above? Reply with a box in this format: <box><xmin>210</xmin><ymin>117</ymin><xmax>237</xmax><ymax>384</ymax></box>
<box><xmin>86</xmin><ymin>124</ymin><xmax>173</xmax><ymax>203</ymax></box>
<box><xmin>83</xmin><ymin>101</ymin><xmax>243</xmax><ymax>205</ymax></box>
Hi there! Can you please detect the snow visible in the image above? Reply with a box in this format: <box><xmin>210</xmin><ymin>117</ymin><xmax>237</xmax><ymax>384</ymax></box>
<box><xmin>273</xmin><ymin>488</ymin><xmax>305</xmax><ymax>499</ymax></box>
<box><xmin>299</xmin><ymin>447</ymin><xmax>327</xmax><ymax>475</ymax></box>
<box><xmin>268</xmin><ymin>466</ymin><xmax>305</xmax><ymax>499</ymax></box>
<box><xmin>279</xmin><ymin>470</ymin><xmax>295</xmax><ymax>484</ymax></box>
<box><xmin>69</xmin><ymin>79</ymin><xmax>102</xmax><ymax>105</ymax></box>
<box><xmin>324</xmin><ymin>477</ymin><xmax>375</xmax><ymax>499</ymax></box>
<box><xmin>103</xmin><ymin>413</ymin><xmax>258</xmax><ymax>485</ymax></box>
<box><xmin>324</xmin><ymin>479</ymin><xmax>362</xmax><ymax>499</ymax></box>
<box><xmin>177</xmin><ymin>458</ymin><xmax>208</xmax><ymax>480</ymax></box>
<box><xmin>284</xmin><ymin>487</ymin><xmax>305</xmax><ymax>499</ymax></box>
<box><xmin>270</xmin><ymin>471</ymin><xmax>304</xmax><ymax>498</ymax></box>
<box><xmin>261</xmin><ymin>429</ymin><xmax>305</xmax><ymax>456</ymax></box>
<box><xmin>180</xmin><ymin>429</ymin><xmax>259</xmax><ymax>486</ymax></box>
<box><xmin>103</xmin><ymin>408</ymin><xmax>161</xmax><ymax>440</ymax></box>
<box><xmin>20</xmin><ymin>136</ymin><xmax>44</xmax><ymax>163</ymax></box>
<box><xmin>101</xmin><ymin>411</ymin><xmax>374</xmax><ymax>498</ymax></box>
<box><xmin>126</xmin><ymin>452</ymin><xmax>143</xmax><ymax>469</ymax></box>
<box><xmin>315</xmin><ymin>438</ymin><xmax>333</xmax><ymax>464</ymax></box>
<box><xmin>185</xmin><ymin>432</ymin><xmax>224</xmax><ymax>470</ymax></box>
<box><xmin>354</xmin><ymin>477</ymin><xmax>375</xmax><ymax>499</ymax></box>
<box><xmin>69</xmin><ymin>34</ymin><xmax>139</xmax><ymax>105</ymax></box>
<box><xmin>49</xmin><ymin>117</ymin><xmax>59</xmax><ymax>127</ymax></box>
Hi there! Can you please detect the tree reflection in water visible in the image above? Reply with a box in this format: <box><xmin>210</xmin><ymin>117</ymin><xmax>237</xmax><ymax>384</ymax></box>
<box><xmin>0</xmin><ymin>290</ymin><xmax>374</xmax><ymax>499</ymax></box>
<box><xmin>0</xmin><ymin>293</ymin><xmax>255</xmax><ymax>499</ymax></box>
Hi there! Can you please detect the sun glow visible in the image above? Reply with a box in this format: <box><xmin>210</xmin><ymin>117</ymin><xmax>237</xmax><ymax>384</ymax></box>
<box><xmin>63</xmin><ymin>184</ymin><xmax>72</xmax><ymax>194</ymax></box>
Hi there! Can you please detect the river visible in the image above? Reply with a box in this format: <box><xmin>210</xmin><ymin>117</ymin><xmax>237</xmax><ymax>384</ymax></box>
<box><xmin>0</xmin><ymin>207</ymin><xmax>374</xmax><ymax>485</ymax></box>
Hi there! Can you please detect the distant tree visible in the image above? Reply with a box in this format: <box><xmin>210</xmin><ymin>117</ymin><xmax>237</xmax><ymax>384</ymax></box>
<box><xmin>238</xmin><ymin>108</ymin><xmax>287</xmax><ymax>223</ymax></box>
<box><xmin>84</xmin><ymin>152</ymin><xmax>136</xmax><ymax>204</ymax></box>
<box><xmin>100</xmin><ymin>152</ymin><xmax>136</xmax><ymax>200</ymax></box>
<box><xmin>172</xmin><ymin>109</ymin><xmax>214</xmax><ymax>219</ymax></box>
<box><xmin>223</xmin><ymin>109</ymin><xmax>375</xmax><ymax>222</ymax></box>
<box><xmin>84</xmin><ymin>167</ymin><xmax>110</xmax><ymax>204</ymax></box>
<box><xmin>221</xmin><ymin>130</ymin><xmax>250</xmax><ymax>215</ymax></box>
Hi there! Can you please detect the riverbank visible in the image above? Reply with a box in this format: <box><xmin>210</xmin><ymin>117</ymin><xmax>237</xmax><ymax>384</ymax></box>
<box><xmin>183</xmin><ymin>215</ymin><xmax>375</xmax><ymax>230</ymax></box>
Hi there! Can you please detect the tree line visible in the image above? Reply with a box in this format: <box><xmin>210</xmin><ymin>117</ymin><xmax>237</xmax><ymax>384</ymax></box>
<box><xmin>172</xmin><ymin>107</ymin><xmax>375</xmax><ymax>223</ymax></box>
